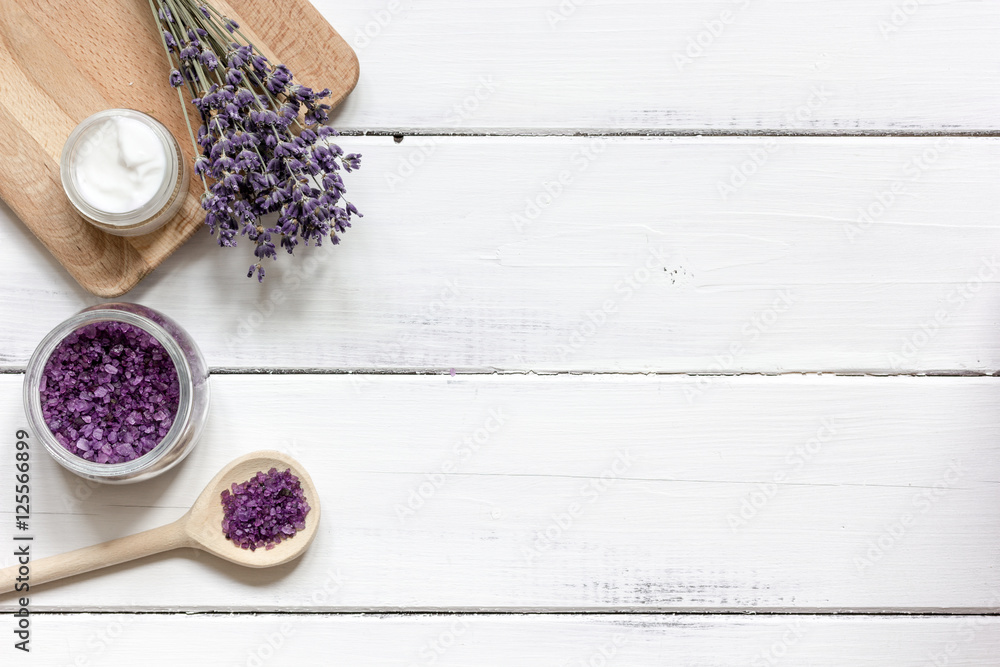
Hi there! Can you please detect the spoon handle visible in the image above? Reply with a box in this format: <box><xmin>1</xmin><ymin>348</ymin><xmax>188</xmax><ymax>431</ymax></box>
<box><xmin>0</xmin><ymin>519</ymin><xmax>191</xmax><ymax>594</ymax></box>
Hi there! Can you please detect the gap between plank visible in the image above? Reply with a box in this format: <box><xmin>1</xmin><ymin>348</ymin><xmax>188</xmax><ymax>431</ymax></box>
<box><xmin>339</xmin><ymin>129</ymin><xmax>1000</xmax><ymax>138</ymax></box>
<box><xmin>2</xmin><ymin>368</ymin><xmax>1000</xmax><ymax>377</ymax></box>
<box><xmin>8</xmin><ymin>609</ymin><xmax>1000</xmax><ymax>617</ymax></box>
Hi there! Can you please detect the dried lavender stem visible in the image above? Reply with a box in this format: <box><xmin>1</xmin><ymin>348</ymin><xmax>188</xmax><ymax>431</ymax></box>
<box><xmin>147</xmin><ymin>0</ymin><xmax>362</xmax><ymax>281</ymax></box>
<box><xmin>200</xmin><ymin>0</ymin><xmax>262</xmax><ymax>53</ymax></box>
<box><xmin>148</xmin><ymin>0</ymin><xmax>207</xmax><ymax>192</ymax></box>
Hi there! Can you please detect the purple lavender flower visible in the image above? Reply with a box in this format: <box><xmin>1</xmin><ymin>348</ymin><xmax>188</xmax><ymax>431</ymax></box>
<box><xmin>178</xmin><ymin>44</ymin><xmax>199</xmax><ymax>61</ymax></box>
<box><xmin>150</xmin><ymin>0</ymin><xmax>362</xmax><ymax>280</ymax></box>
<box><xmin>199</xmin><ymin>51</ymin><xmax>219</xmax><ymax>69</ymax></box>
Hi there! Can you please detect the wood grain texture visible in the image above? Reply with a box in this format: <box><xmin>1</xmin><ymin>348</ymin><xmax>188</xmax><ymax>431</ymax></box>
<box><xmin>2</xmin><ymin>136</ymin><xmax>999</xmax><ymax>373</ymax></box>
<box><xmin>1</xmin><ymin>374</ymin><xmax>997</xmax><ymax>611</ymax></box>
<box><xmin>0</xmin><ymin>3</ymin><xmax>147</xmax><ymax>296</ymax></box>
<box><xmin>315</xmin><ymin>0</ymin><xmax>1000</xmax><ymax>132</ymax></box>
<box><xmin>23</xmin><ymin>614</ymin><xmax>1000</xmax><ymax>666</ymax></box>
<box><xmin>0</xmin><ymin>519</ymin><xmax>190</xmax><ymax>595</ymax></box>
<box><xmin>0</xmin><ymin>0</ymin><xmax>358</xmax><ymax>297</ymax></box>
<box><xmin>0</xmin><ymin>1</ymin><xmax>997</xmax><ymax>658</ymax></box>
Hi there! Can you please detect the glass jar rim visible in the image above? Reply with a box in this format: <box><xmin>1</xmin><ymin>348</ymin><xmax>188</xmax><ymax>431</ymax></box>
<box><xmin>60</xmin><ymin>109</ymin><xmax>180</xmax><ymax>227</ymax></box>
<box><xmin>24</xmin><ymin>308</ymin><xmax>195</xmax><ymax>478</ymax></box>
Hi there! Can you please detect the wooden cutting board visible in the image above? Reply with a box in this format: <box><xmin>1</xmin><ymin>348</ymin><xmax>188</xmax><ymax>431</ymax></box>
<box><xmin>0</xmin><ymin>0</ymin><xmax>358</xmax><ymax>297</ymax></box>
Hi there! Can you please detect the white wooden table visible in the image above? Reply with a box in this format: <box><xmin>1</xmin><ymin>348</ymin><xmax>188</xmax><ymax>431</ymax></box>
<box><xmin>3</xmin><ymin>0</ymin><xmax>1000</xmax><ymax>663</ymax></box>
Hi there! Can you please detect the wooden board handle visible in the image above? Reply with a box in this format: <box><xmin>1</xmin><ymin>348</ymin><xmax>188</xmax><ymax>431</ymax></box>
<box><xmin>0</xmin><ymin>520</ymin><xmax>192</xmax><ymax>594</ymax></box>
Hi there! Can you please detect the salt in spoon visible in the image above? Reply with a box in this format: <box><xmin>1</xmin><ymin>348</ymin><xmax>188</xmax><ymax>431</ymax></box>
<box><xmin>0</xmin><ymin>450</ymin><xmax>320</xmax><ymax>593</ymax></box>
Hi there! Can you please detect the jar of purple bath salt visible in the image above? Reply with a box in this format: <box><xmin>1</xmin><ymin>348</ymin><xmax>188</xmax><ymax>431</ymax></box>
<box><xmin>23</xmin><ymin>303</ymin><xmax>210</xmax><ymax>483</ymax></box>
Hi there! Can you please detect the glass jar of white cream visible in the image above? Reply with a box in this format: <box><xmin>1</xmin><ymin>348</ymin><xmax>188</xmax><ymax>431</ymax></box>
<box><xmin>60</xmin><ymin>109</ymin><xmax>189</xmax><ymax>237</ymax></box>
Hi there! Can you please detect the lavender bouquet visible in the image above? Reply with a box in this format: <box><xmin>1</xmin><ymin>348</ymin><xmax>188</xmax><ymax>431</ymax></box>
<box><xmin>146</xmin><ymin>0</ymin><xmax>361</xmax><ymax>281</ymax></box>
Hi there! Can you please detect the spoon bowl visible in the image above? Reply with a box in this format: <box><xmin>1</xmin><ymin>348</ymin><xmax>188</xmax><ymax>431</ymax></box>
<box><xmin>185</xmin><ymin>450</ymin><xmax>321</xmax><ymax>567</ymax></box>
<box><xmin>0</xmin><ymin>450</ymin><xmax>320</xmax><ymax>593</ymax></box>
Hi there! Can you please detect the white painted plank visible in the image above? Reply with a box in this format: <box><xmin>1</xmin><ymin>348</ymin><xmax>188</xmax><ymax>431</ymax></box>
<box><xmin>2</xmin><ymin>136</ymin><xmax>1000</xmax><ymax>373</ymax></box>
<box><xmin>18</xmin><ymin>614</ymin><xmax>1000</xmax><ymax>666</ymax></box>
<box><xmin>315</xmin><ymin>0</ymin><xmax>1000</xmax><ymax>131</ymax></box>
<box><xmin>1</xmin><ymin>374</ymin><xmax>998</xmax><ymax>611</ymax></box>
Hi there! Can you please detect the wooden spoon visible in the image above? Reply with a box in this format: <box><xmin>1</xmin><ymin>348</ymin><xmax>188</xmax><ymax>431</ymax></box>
<box><xmin>0</xmin><ymin>450</ymin><xmax>320</xmax><ymax>594</ymax></box>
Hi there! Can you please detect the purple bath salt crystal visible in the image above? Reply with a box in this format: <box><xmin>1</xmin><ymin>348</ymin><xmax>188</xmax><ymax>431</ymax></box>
<box><xmin>39</xmin><ymin>321</ymin><xmax>180</xmax><ymax>464</ymax></box>
<box><xmin>220</xmin><ymin>468</ymin><xmax>311</xmax><ymax>551</ymax></box>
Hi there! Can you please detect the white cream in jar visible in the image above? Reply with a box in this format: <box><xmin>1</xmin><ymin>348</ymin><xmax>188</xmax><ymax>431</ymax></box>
<box><xmin>60</xmin><ymin>109</ymin><xmax>188</xmax><ymax>237</ymax></box>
